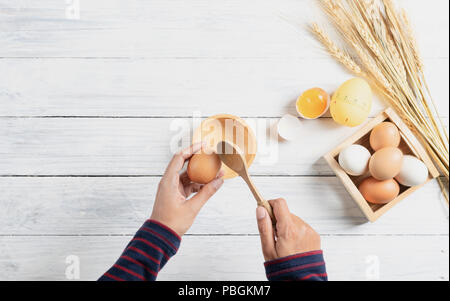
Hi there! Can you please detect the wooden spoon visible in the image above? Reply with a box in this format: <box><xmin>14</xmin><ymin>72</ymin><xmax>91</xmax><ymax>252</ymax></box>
<box><xmin>216</xmin><ymin>141</ymin><xmax>276</xmax><ymax>225</ymax></box>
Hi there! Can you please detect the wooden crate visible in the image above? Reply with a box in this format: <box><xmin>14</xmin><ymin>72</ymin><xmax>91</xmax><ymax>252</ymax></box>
<box><xmin>324</xmin><ymin>108</ymin><xmax>440</xmax><ymax>222</ymax></box>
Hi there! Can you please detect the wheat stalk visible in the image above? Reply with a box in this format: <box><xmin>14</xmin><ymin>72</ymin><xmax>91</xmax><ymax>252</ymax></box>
<box><xmin>312</xmin><ymin>0</ymin><xmax>449</xmax><ymax>202</ymax></box>
<box><xmin>400</xmin><ymin>9</ymin><xmax>424</xmax><ymax>73</ymax></box>
<box><xmin>310</xmin><ymin>23</ymin><xmax>365</xmax><ymax>76</ymax></box>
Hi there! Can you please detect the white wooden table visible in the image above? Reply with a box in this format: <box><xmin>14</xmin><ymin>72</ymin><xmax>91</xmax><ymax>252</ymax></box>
<box><xmin>0</xmin><ymin>0</ymin><xmax>448</xmax><ymax>281</ymax></box>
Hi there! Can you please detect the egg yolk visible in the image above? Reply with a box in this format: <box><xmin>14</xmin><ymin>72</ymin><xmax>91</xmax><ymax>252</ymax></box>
<box><xmin>296</xmin><ymin>88</ymin><xmax>329</xmax><ymax>119</ymax></box>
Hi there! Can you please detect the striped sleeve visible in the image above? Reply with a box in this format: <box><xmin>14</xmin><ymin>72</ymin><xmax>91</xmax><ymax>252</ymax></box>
<box><xmin>98</xmin><ymin>219</ymin><xmax>181</xmax><ymax>281</ymax></box>
<box><xmin>264</xmin><ymin>250</ymin><xmax>328</xmax><ymax>281</ymax></box>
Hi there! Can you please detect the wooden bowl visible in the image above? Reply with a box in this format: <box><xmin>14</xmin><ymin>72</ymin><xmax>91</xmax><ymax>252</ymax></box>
<box><xmin>324</xmin><ymin>108</ymin><xmax>439</xmax><ymax>222</ymax></box>
<box><xmin>193</xmin><ymin>114</ymin><xmax>257</xmax><ymax>179</ymax></box>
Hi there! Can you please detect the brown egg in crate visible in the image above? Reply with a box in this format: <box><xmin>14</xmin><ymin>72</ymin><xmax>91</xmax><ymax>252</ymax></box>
<box><xmin>324</xmin><ymin>108</ymin><xmax>439</xmax><ymax>222</ymax></box>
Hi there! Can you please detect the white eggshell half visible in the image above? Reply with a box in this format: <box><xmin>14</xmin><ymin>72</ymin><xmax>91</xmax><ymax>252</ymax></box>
<box><xmin>395</xmin><ymin>155</ymin><xmax>429</xmax><ymax>187</ymax></box>
<box><xmin>338</xmin><ymin>144</ymin><xmax>371</xmax><ymax>176</ymax></box>
<box><xmin>277</xmin><ymin>114</ymin><xmax>302</xmax><ymax>141</ymax></box>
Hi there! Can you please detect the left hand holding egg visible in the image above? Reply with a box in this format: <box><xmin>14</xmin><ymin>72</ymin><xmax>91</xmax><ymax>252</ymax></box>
<box><xmin>187</xmin><ymin>151</ymin><xmax>222</xmax><ymax>184</ymax></box>
<box><xmin>151</xmin><ymin>142</ymin><xmax>225</xmax><ymax>236</ymax></box>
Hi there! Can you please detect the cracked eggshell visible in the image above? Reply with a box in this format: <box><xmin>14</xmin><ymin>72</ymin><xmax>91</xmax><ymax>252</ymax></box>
<box><xmin>277</xmin><ymin>114</ymin><xmax>302</xmax><ymax>141</ymax></box>
<box><xmin>296</xmin><ymin>88</ymin><xmax>330</xmax><ymax>119</ymax></box>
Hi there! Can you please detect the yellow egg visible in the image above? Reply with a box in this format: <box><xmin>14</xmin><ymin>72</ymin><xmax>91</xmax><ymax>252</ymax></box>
<box><xmin>330</xmin><ymin>78</ymin><xmax>372</xmax><ymax>127</ymax></box>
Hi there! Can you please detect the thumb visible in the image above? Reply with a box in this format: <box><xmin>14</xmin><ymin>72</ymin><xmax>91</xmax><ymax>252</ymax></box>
<box><xmin>188</xmin><ymin>177</ymin><xmax>224</xmax><ymax>214</ymax></box>
<box><xmin>256</xmin><ymin>206</ymin><xmax>276</xmax><ymax>261</ymax></box>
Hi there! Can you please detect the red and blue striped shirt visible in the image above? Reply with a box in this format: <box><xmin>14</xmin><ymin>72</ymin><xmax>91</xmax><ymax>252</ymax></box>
<box><xmin>99</xmin><ymin>219</ymin><xmax>327</xmax><ymax>281</ymax></box>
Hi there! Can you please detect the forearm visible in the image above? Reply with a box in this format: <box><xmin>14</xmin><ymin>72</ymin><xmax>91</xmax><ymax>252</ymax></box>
<box><xmin>99</xmin><ymin>219</ymin><xmax>181</xmax><ymax>281</ymax></box>
<box><xmin>264</xmin><ymin>250</ymin><xmax>327</xmax><ymax>281</ymax></box>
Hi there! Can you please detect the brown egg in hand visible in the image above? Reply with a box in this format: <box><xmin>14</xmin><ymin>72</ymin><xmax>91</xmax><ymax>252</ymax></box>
<box><xmin>369</xmin><ymin>147</ymin><xmax>403</xmax><ymax>180</ymax></box>
<box><xmin>359</xmin><ymin>177</ymin><xmax>400</xmax><ymax>204</ymax></box>
<box><xmin>370</xmin><ymin>122</ymin><xmax>401</xmax><ymax>151</ymax></box>
<box><xmin>187</xmin><ymin>152</ymin><xmax>222</xmax><ymax>184</ymax></box>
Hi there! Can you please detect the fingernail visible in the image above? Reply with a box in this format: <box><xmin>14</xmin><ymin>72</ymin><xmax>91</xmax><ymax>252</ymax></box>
<box><xmin>217</xmin><ymin>169</ymin><xmax>225</xmax><ymax>178</ymax></box>
<box><xmin>212</xmin><ymin>178</ymin><xmax>224</xmax><ymax>189</ymax></box>
<box><xmin>256</xmin><ymin>207</ymin><xmax>266</xmax><ymax>220</ymax></box>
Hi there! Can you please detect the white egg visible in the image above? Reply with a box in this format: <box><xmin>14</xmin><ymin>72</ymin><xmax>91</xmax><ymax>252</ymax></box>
<box><xmin>338</xmin><ymin>144</ymin><xmax>371</xmax><ymax>176</ymax></box>
<box><xmin>395</xmin><ymin>155</ymin><xmax>429</xmax><ymax>187</ymax></box>
<box><xmin>277</xmin><ymin>114</ymin><xmax>302</xmax><ymax>141</ymax></box>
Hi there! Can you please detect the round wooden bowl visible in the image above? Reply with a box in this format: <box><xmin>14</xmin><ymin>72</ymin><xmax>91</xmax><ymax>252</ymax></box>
<box><xmin>193</xmin><ymin>114</ymin><xmax>257</xmax><ymax>179</ymax></box>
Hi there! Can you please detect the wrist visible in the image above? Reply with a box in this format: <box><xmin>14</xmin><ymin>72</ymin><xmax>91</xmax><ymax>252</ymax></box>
<box><xmin>265</xmin><ymin>250</ymin><xmax>323</xmax><ymax>266</ymax></box>
<box><xmin>149</xmin><ymin>213</ymin><xmax>186</xmax><ymax>237</ymax></box>
<box><xmin>145</xmin><ymin>219</ymin><xmax>182</xmax><ymax>244</ymax></box>
<box><xmin>264</xmin><ymin>250</ymin><xmax>327</xmax><ymax>281</ymax></box>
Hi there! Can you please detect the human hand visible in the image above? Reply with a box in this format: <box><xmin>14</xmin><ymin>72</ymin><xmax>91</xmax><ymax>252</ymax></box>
<box><xmin>256</xmin><ymin>198</ymin><xmax>321</xmax><ymax>261</ymax></box>
<box><xmin>150</xmin><ymin>142</ymin><xmax>224</xmax><ymax>237</ymax></box>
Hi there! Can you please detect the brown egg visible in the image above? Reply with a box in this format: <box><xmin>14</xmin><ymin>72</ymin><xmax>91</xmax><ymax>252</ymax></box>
<box><xmin>370</xmin><ymin>122</ymin><xmax>401</xmax><ymax>151</ymax></box>
<box><xmin>369</xmin><ymin>147</ymin><xmax>403</xmax><ymax>180</ymax></box>
<box><xmin>187</xmin><ymin>152</ymin><xmax>222</xmax><ymax>184</ymax></box>
<box><xmin>359</xmin><ymin>177</ymin><xmax>400</xmax><ymax>204</ymax></box>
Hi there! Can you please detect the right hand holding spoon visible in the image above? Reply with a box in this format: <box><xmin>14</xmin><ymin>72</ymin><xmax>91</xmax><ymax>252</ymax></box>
<box><xmin>256</xmin><ymin>198</ymin><xmax>321</xmax><ymax>261</ymax></box>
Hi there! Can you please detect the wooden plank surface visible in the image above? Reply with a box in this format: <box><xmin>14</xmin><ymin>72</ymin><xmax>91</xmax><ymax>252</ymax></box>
<box><xmin>0</xmin><ymin>0</ymin><xmax>448</xmax><ymax>281</ymax></box>
<box><xmin>0</xmin><ymin>117</ymin><xmax>447</xmax><ymax>176</ymax></box>
<box><xmin>0</xmin><ymin>176</ymin><xmax>447</xmax><ymax>235</ymax></box>
<box><xmin>0</xmin><ymin>235</ymin><xmax>447</xmax><ymax>281</ymax></box>
<box><xmin>0</xmin><ymin>117</ymin><xmax>362</xmax><ymax>176</ymax></box>
<box><xmin>0</xmin><ymin>58</ymin><xmax>448</xmax><ymax>117</ymax></box>
<box><xmin>0</xmin><ymin>0</ymin><xmax>448</xmax><ymax>59</ymax></box>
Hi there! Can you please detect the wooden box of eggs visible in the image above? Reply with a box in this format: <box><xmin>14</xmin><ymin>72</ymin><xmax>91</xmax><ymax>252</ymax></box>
<box><xmin>324</xmin><ymin>108</ymin><xmax>439</xmax><ymax>222</ymax></box>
